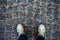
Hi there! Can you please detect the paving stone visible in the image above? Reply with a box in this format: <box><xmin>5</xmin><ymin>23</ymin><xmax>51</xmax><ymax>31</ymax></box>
<box><xmin>41</xmin><ymin>0</ymin><xmax>46</xmax><ymax>2</ymax></box>
<box><xmin>46</xmin><ymin>18</ymin><xmax>53</xmax><ymax>23</ymax></box>
<box><xmin>28</xmin><ymin>0</ymin><xmax>34</xmax><ymax>5</ymax></box>
<box><xmin>46</xmin><ymin>0</ymin><xmax>52</xmax><ymax>3</ymax></box>
<box><xmin>41</xmin><ymin>8</ymin><xmax>47</xmax><ymax>15</ymax></box>
<box><xmin>47</xmin><ymin>3</ymin><xmax>53</xmax><ymax>8</ymax></box>
<box><xmin>20</xmin><ymin>11</ymin><xmax>26</xmax><ymax>18</ymax></box>
<box><xmin>6</xmin><ymin>38</ymin><xmax>11</xmax><ymax>40</ymax></box>
<box><xmin>47</xmin><ymin>11</ymin><xmax>53</xmax><ymax>17</ymax></box>
<box><xmin>46</xmin><ymin>38</ymin><xmax>52</xmax><ymax>40</ymax></box>
<box><xmin>11</xmin><ymin>38</ymin><xmax>17</xmax><ymax>40</ymax></box>
<box><xmin>0</xmin><ymin>37</ymin><xmax>5</xmax><ymax>40</ymax></box>
<box><xmin>34</xmin><ymin>7</ymin><xmax>40</xmax><ymax>14</ymax></box>
<box><xmin>26</xmin><ymin>19</ymin><xmax>33</xmax><ymax>26</ymax></box>
<box><xmin>17</xmin><ymin>0</ymin><xmax>21</xmax><ymax>3</ymax></box>
<box><xmin>6</xmin><ymin>13</ymin><xmax>12</xmax><ymax>19</ymax></box>
<box><xmin>46</xmin><ymin>24</ymin><xmax>53</xmax><ymax>30</ymax></box>
<box><xmin>53</xmin><ymin>24</ymin><xmax>59</xmax><ymax>31</ymax></box>
<box><xmin>12</xmin><ymin>12</ymin><xmax>18</xmax><ymax>18</ymax></box>
<box><xmin>0</xmin><ymin>27</ymin><xmax>5</xmax><ymax>32</ymax></box>
<box><xmin>34</xmin><ymin>1</ymin><xmax>40</xmax><ymax>7</ymax></box>
<box><xmin>33</xmin><ymin>20</ymin><xmax>39</xmax><ymax>27</ymax></box>
<box><xmin>26</xmin><ymin>12</ymin><xmax>33</xmax><ymax>19</ymax></box>
<box><xmin>0</xmin><ymin>14</ymin><xmax>6</xmax><ymax>20</ymax></box>
<box><xmin>6</xmin><ymin>20</ymin><xmax>13</xmax><ymax>25</ymax></box>
<box><xmin>52</xmin><ymin>31</ymin><xmax>59</xmax><ymax>37</ymax></box>
<box><xmin>7</xmin><ymin>6</ymin><xmax>13</xmax><ymax>12</ymax></box>
<box><xmin>5</xmin><ymin>31</ymin><xmax>11</xmax><ymax>38</ymax></box>
<box><xmin>13</xmin><ymin>18</ymin><xmax>25</xmax><ymax>24</ymax></box>
<box><xmin>53</xmin><ymin>0</ymin><xmax>59</xmax><ymax>4</ymax></box>
<box><xmin>53</xmin><ymin>18</ymin><xmax>59</xmax><ymax>24</ymax></box>
<box><xmin>41</xmin><ymin>2</ymin><xmax>46</xmax><ymax>8</ymax></box>
<box><xmin>7</xmin><ymin>0</ymin><xmax>14</xmax><ymax>5</ymax></box>
<box><xmin>20</xmin><ymin>0</ymin><xmax>26</xmax><ymax>3</ymax></box>
<box><xmin>53</xmin><ymin>4</ymin><xmax>59</xmax><ymax>9</ymax></box>
<box><xmin>0</xmin><ymin>0</ymin><xmax>7</xmax><ymax>7</ymax></box>
<box><xmin>27</xmin><ymin>5</ymin><xmax>33</xmax><ymax>12</ymax></box>
<box><xmin>46</xmin><ymin>31</ymin><xmax>52</xmax><ymax>38</ymax></box>
<box><xmin>53</xmin><ymin>11</ymin><xmax>59</xmax><ymax>18</ymax></box>
<box><xmin>14</xmin><ymin>5</ymin><xmax>26</xmax><ymax>11</ymax></box>
<box><xmin>0</xmin><ymin>20</ymin><xmax>5</xmax><ymax>27</ymax></box>
<box><xmin>39</xmin><ymin>15</ymin><xmax>45</xmax><ymax>23</ymax></box>
<box><xmin>0</xmin><ymin>32</ymin><xmax>4</xmax><ymax>37</ymax></box>
<box><xmin>34</xmin><ymin>14</ymin><xmax>39</xmax><ymax>20</ymax></box>
<box><xmin>52</xmin><ymin>38</ymin><xmax>58</xmax><ymax>40</ymax></box>
<box><xmin>25</xmin><ymin>26</ymin><xmax>32</xmax><ymax>38</ymax></box>
<box><xmin>32</xmin><ymin>27</ymin><xmax>38</xmax><ymax>37</ymax></box>
<box><xmin>11</xmin><ymin>31</ymin><xmax>17</xmax><ymax>38</ymax></box>
<box><xmin>1</xmin><ymin>7</ymin><xmax>6</xmax><ymax>13</ymax></box>
<box><xmin>12</xmin><ymin>25</ymin><xmax>17</xmax><ymax>31</ymax></box>
<box><xmin>5</xmin><ymin>25</ymin><xmax>12</xmax><ymax>31</ymax></box>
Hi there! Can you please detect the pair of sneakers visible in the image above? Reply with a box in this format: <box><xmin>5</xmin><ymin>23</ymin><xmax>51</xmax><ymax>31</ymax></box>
<box><xmin>17</xmin><ymin>24</ymin><xmax>45</xmax><ymax>37</ymax></box>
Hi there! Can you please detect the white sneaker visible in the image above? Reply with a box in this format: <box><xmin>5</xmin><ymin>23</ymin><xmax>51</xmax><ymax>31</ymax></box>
<box><xmin>17</xmin><ymin>24</ymin><xmax>24</xmax><ymax>36</ymax></box>
<box><xmin>38</xmin><ymin>24</ymin><xmax>45</xmax><ymax>37</ymax></box>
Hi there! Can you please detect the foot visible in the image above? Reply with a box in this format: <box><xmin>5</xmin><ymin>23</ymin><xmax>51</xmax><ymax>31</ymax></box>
<box><xmin>17</xmin><ymin>24</ymin><xmax>24</xmax><ymax>36</ymax></box>
<box><xmin>38</xmin><ymin>24</ymin><xmax>45</xmax><ymax>37</ymax></box>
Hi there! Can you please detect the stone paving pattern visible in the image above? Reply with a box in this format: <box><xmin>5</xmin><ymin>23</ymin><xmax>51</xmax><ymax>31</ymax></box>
<box><xmin>0</xmin><ymin>0</ymin><xmax>60</xmax><ymax>40</ymax></box>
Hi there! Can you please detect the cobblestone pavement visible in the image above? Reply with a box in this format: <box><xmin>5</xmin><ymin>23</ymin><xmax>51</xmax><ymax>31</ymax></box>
<box><xmin>0</xmin><ymin>0</ymin><xmax>60</xmax><ymax>40</ymax></box>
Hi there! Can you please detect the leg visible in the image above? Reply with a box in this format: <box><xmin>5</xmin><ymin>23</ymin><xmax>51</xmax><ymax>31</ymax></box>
<box><xmin>18</xmin><ymin>34</ymin><xmax>28</xmax><ymax>40</ymax></box>
<box><xmin>36</xmin><ymin>35</ymin><xmax>45</xmax><ymax>40</ymax></box>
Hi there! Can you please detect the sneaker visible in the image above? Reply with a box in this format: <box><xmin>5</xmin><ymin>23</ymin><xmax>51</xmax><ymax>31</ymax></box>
<box><xmin>17</xmin><ymin>24</ymin><xmax>24</xmax><ymax>36</ymax></box>
<box><xmin>38</xmin><ymin>24</ymin><xmax>45</xmax><ymax>37</ymax></box>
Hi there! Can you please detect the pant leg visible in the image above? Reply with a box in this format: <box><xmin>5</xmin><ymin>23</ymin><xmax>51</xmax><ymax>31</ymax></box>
<box><xmin>18</xmin><ymin>34</ymin><xmax>28</xmax><ymax>40</ymax></box>
<box><xmin>36</xmin><ymin>35</ymin><xmax>45</xmax><ymax>40</ymax></box>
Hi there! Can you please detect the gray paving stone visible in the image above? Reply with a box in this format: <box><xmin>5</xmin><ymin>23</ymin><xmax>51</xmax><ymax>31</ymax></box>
<box><xmin>34</xmin><ymin>7</ymin><xmax>40</xmax><ymax>14</ymax></box>
<box><xmin>0</xmin><ymin>32</ymin><xmax>4</xmax><ymax>37</ymax></box>
<box><xmin>5</xmin><ymin>31</ymin><xmax>11</xmax><ymax>38</ymax></box>
<box><xmin>11</xmin><ymin>32</ymin><xmax>17</xmax><ymax>38</ymax></box>
<box><xmin>26</xmin><ymin>12</ymin><xmax>33</xmax><ymax>19</ymax></box>
<box><xmin>46</xmin><ymin>24</ymin><xmax>53</xmax><ymax>30</ymax></box>
<box><xmin>45</xmin><ymin>31</ymin><xmax>52</xmax><ymax>39</ymax></box>
<box><xmin>6</xmin><ymin>20</ymin><xmax>13</xmax><ymax>25</ymax></box>
<box><xmin>7</xmin><ymin>6</ymin><xmax>13</xmax><ymax>12</ymax></box>
<box><xmin>7</xmin><ymin>0</ymin><xmax>14</xmax><ymax>5</ymax></box>
<box><xmin>34</xmin><ymin>14</ymin><xmax>39</xmax><ymax>20</ymax></box>
<box><xmin>41</xmin><ymin>2</ymin><xmax>46</xmax><ymax>8</ymax></box>
<box><xmin>28</xmin><ymin>0</ymin><xmax>34</xmax><ymax>5</ymax></box>
<box><xmin>0</xmin><ymin>0</ymin><xmax>7</xmax><ymax>7</ymax></box>
<box><xmin>0</xmin><ymin>37</ymin><xmax>5</xmax><ymax>40</ymax></box>
<box><xmin>34</xmin><ymin>1</ymin><xmax>40</xmax><ymax>7</ymax></box>
<box><xmin>0</xmin><ymin>7</ymin><xmax>6</xmax><ymax>13</ymax></box>
<box><xmin>41</xmin><ymin>0</ymin><xmax>46</xmax><ymax>2</ymax></box>
<box><xmin>52</xmin><ymin>31</ymin><xmax>59</xmax><ymax>37</ymax></box>
<box><xmin>53</xmin><ymin>11</ymin><xmax>59</xmax><ymax>18</ymax></box>
<box><xmin>5</xmin><ymin>25</ymin><xmax>12</xmax><ymax>31</ymax></box>
<box><xmin>53</xmin><ymin>24</ymin><xmax>59</xmax><ymax>30</ymax></box>
<box><xmin>27</xmin><ymin>5</ymin><xmax>33</xmax><ymax>12</ymax></box>
<box><xmin>26</xmin><ymin>19</ymin><xmax>33</xmax><ymax>26</ymax></box>
<box><xmin>0</xmin><ymin>14</ymin><xmax>6</xmax><ymax>20</ymax></box>
<box><xmin>46</xmin><ymin>0</ymin><xmax>52</xmax><ymax>3</ymax></box>
<box><xmin>6</xmin><ymin>13</ymin><xmax>12</xmax><ymax>19</ymax></box>
<box><xmin>0</xmin><ymin>20</ymin><xmax>5</xmax><ymax>27</ymax></box>
<box><xmin>0</xmin><ymin>27</ymin><xmax>5</xmax><ymax>32</ymax></box>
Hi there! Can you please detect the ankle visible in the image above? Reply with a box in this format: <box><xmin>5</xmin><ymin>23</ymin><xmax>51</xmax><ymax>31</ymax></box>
<box><xmin>38</xmin><ymin>33</ymin><xmax>44</xmax><ymax>37</ymax></box>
